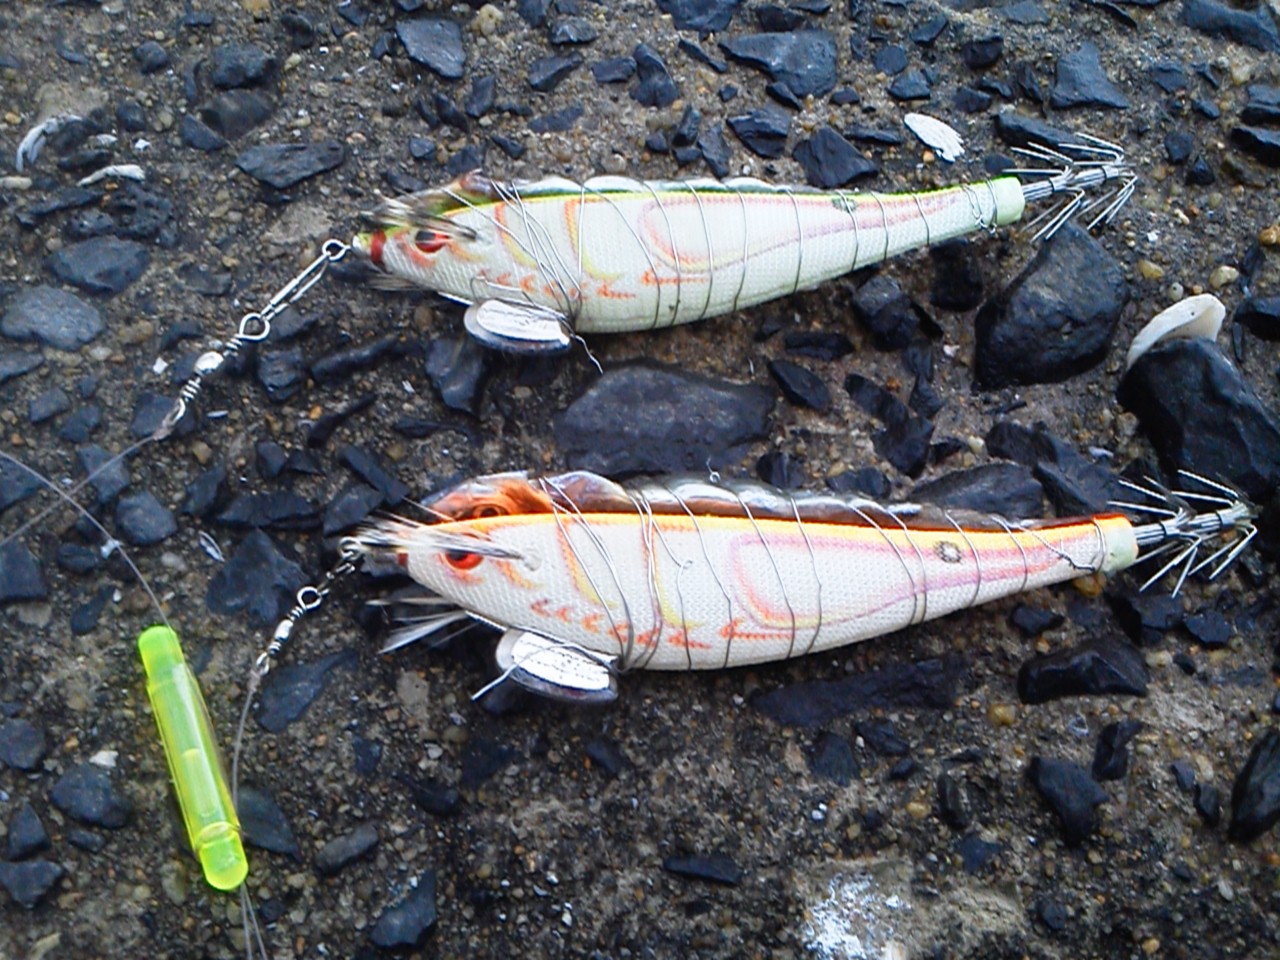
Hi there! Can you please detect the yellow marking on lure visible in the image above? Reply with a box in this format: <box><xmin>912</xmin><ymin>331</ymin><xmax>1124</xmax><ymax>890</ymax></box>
<box><xmin>138</xmin><ymin>625</ymin><xmax>248</xmax><ymax>892</ymax></box>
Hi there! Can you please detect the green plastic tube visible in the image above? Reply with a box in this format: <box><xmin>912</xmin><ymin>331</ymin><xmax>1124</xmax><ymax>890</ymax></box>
<box><xmin>138</xmin><ymin>625</ymin><xmax>248</xmax><ymax>892</ymax></box>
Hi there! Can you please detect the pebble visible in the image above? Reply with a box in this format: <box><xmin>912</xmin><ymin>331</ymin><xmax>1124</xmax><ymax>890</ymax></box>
<box><xmin>0</xmin><ymin>542</ymin><xmax>48</xmax><ymax>606</ymax></box>
<box><xmin>957</xmin><ymin>833</ymin><xmax>1001</xmax><ymax>874</ymax></box>
<box><xmin>235</xmin><ymin>142</ymin><xmax>344</xmax><ymax>190</ymax></box>
<box><xmin>0</xmin><ymin>350</ymin><xmax>44</xmax><ymax>387</ymax></box>
<box><xmin>46</xmin><ymin>237</ymin><xmax>150</xmax><ymax>296</ymax></box>
<box><xmin>1009</xmin><ymin>605</ymin><xmax>1063</xmax><ymax>638</ymax></box>
<box><xmin>719</xmin><ymin>29</ymin><xmax>838</xmax><ymax>99</ymax></box>
<box><xmin>911</xmin><ymin>462</ymin><xmax>1043</xmax><ymax>518</ymax></box>
<box><xmin>784</xmin><ymin>330</ymin><xmax>854</xmax><ymax>360</ymax></box>
<box><xmin>198</xmin><ymin>90</ymin><xmax>274</xmax><ymax>140</ymax></box>
<box><xmin>527</xmin><ymin>52</ymin><xmax>582</xmax><ymax>92</ymax></box>
<box><xmin>550</xmin><ymin>17</ymin><xmax>598</xmax><ymax>45</ymax></box>
<box><xmin>631</xmin><ymin>43</ymin><xmax>679</xmax><ymax>108</ymax></box>
<box><xmin>873</xmin><ymin>44</ymin><xmax>908</xmax><ymax>76</ymax></box>
<box><xmin>204</xmin><ymin>529</ymin><xmax>307</xmax><ymax>626</ymax></box>
<box><xmin>460</xmin><ymin>736</ymin><xmax>517</xmax><ymax>788</ymax></box>
<box><xmin>0</xmin><ymin>718</ymin><xmax>48</xmax><ymax>770</ymax></box>
<box><xmin>0</xmin><ymin>861</ymin><xmax>65</xmax><ymax>909</ymax></box>
<box><xmin>115</xmin><ymin>490</ymin><xmax>177</xmax><ymax>546</ymax></box>
<box><xmin>961</xmin><ymin>35</ymin><xmax>1003</xmax><ymax>70</ymax></box>
<box><xmin>5</xmin><ymin>287</ymin><xmax>103</xmax><ymax>356</ymax></box>
<box><xmin>1230</xmin><ymin>125</ymin><xmax>1280</xmax><ymax>168</ymax></box>
<box><xmin>210</xmin><ymin>43</ymin><xmax>274</xmax><ymax>88</ymax></box>
<box><xmin>655</xmin><ymin>0</ymin><xmax>742</xmax><ymax>34</ymax></box>
<box><xmin>1208</xmin><ymin>265</ymin><xmax>1239</xmax><ymax>290</ymax></box>
<box><xmin>844</xmin><ymin>373</ymin><xmax>934</xmax><ymax>477</ymax></box>
<box><xmin>793</xmin><ymin>125</ymin><xmax>877</xmax><ymax>188</ymax></box>
<box><xmin>237</xmin><ymin>784</ymin><xmax>301</xmax><ymax>857</ymax></box>
<box><xmin>1182</xmin><ymin>0</ymin><xmax>1280</xmax><ymax>53</ymax></box>
<box><xmin>591</xmin><ymin>56</ymin><xmax>635</xmax><ymax>83</ymax></box>
<box><xmin>256</xmin><ymin>649</ymin><xmax>358</xmax><ymax>733</ymax></box>
<box><xmin>585</xmin><ymin>736</ymin><xmax>629</xmax><ymax>778</ymax></box>
<box><xmin>807</xmin><ymin>731</ymin><xmax>858</xmax><ymax>785</ymax></box>
<box><xmin>181</xmin><ymin>117</ymin><xmax>230</xmax><ymax>153</ymax></box>
<box><xmin>7</xmin><ymin>802</ymin><xmax>51</xmax><ymax>860</ymax></box>
<box><xmin>50</xmin><ymin>762</ymin><xmax>133</xmax><ymax>828</ymax></box>
<box><xmin>133</xmin><ymin>40</ymin><xmax>170</xmax><ymax>75</ymax></box>
<box><xmin>1092</xmin><ymin>719</ymin><xmax>1142</xmax><ymax>781</ymax></box>
<box><xmin>425</xmin><ymin>335</ymin><xmax>493</xmax><ymax>416</ymax></box>
<box><xmin>0</xmin><ymin>457</ymin><xmax>44</xmax><ymax>514</ymax></box>
<box><xmin>910</xmin><ymin>14</ymin><xmax>949</xmax><ymax>44</ymax></box>
<box><xmin>1028</xmin><ymin>756</ymin><xmax>1108</xmax><ymax>846</ymax></box>
<box><xmin>1017</xmin><ymin>639</ymin><xmax>1149</xmax><ymax>704</ymax></box>
<box><xmin>661</xmin><ymin>853</ymin><xmax>743</xmax><ymax>885</ymax></box>
<box><xmin>396</xmin><ymin>18</ymin><xmax>466</xmax><ymax>79</ymax></box>
<box><xmin>887</xmin><ymin>70</ymin><xmax>932</xmax><ymax>101</ymax></box>
<box><xmin>1118</xmin><ymin>339</ymin><xmax>1280</xmax><ymax>501</ymax></box>
<box><xmin>767</xmin><ymin>358</ymin><xmax>830</xmax><ymax>411</ymax></box>
<box><xmin>857</xmin><ymin>718</ymin><xmax>910</xmax><ymax>756</ymax></box>
<box><xmin>975</xmin><ymin>224</ymin><xmax>1128</xmax><ymax>388</ymax></box>
<box><xmin>1229</xmin><ymin>729</ymin><xmax>1280</xmax><ymax>842</ymax></box>
<box><xmin>752</xmin><ymin>656</ymin><xmax>958</xmax><ymax>726</ymax></box>
<box><xmin>554</xmin><ymin>362</ymin><xmax>773</xmax><ymax>475</ymax></box>
<box><xmin>371</xmin><ymin>870</ymin><xmax>438</xmax><ymax>949</ymax></box>
<box><xmin>77</xmin><ymin>444</ymin><xmax>131</xmax><ymax>505</ymax></box>
<box><xmin>728</xmin><ymin>104</ymin><xmax>790</xmax><ymax>158</ymax></box>
<box><xmin>316</xmin><ymin>823</ymin><xmax>380</xmax><ymax>877</ymax></box>
<box><xmin>323</xmin><ymin>482</ymin><xmax>384</xmax><ymax>534</ymax></box>
<box><xmin>396</xmin><ymin>772</ymin><xmax>461</xmax><ymax>816</ymax></box>
<box><xmin>1050</xmin><ymin>43</ymin><xmax>1130</xmax><ymax>109</ymax></box>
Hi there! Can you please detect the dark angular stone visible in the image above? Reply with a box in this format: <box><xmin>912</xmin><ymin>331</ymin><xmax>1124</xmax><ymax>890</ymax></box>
<box><xmin>210</xmin><ymin>43</ymin><xmax>275</xmax><ymax>88</ymax></box>
<box><xmin>134</xmin><ymin>40</ymin><xmax>170</xmax><ymax>74</ymax></box>
<box><xmin>850</xmin><ymin>274</ymin><xmax>916</xmax><ymax>350</ymax></box>
<box><xmin>1017</xmin><ymin>639</ymin><xmax>1149</xmax><ymax>704</ymax></box>
<box><xmin>397</xmin><ymin>18</ymin><xmax>466</xmax><ymax>78</ymax></box>
<box><xmin>257</xmin><ymin>650</ymin><xmax>358</xmax><ymax>733</ymax></box>
<box><xmin>808</xmin><ymin>731</ymin><xmax>858</xmax><ymax>785</ymax></box>
<box><xmin>655</xmin><ymin>0</ymin><xmax>743</xmax><ymax>33</ymax></box>
<box><xmin>961</xmin><ymin>35</ymin><xmax>1003</xmax><ymax>69</ymax></box>
<box><xmin>371</xmin><ymin>870</ymin><xmax>438</xmax><ymax>949</ymax></box>
<box><xmin>662</xmin><ymin>853</ymin><xmax>743</xmax><ymax>885</ymax></box>
<box><xmin>1009</xmin><ymin>604</ymin><xmax>1063</xmax><ymax>638</ymax></box>
<box><xmin>752</xmin><ymin>657</ymin><xmax>959</xmax><ymax>726</ymax></box>
<box><xmin>46</xmin><ymin>238</ymin><xmax>149</xmax><ymax>296</ymax></box>
<box><xmin>912</xmin><ymin>462</ymin><xmax>1043</xmax><ymax>517</ymax></box>
<box><xmin>888</xmin><ymin>69</ymin><xmax>932</xmax><ymax>101</ymax></box>
<box><xmin>237</xmin><ymin>784</ymin><xmax>301</xmax><ymax>857</ymax></box>
<box><xmin>631</xmin><ymin>43</ymin><xmax>679</xmax><ymax>108</ymax></box>
<box><xmin>396</xmin><ymin>773</ymin><xmax>460</xmax><ymax>816</ymax></box>
<box><xmin>0</xmin><ymin>860</ymin><xmax>64</xmax><ymax>909</ymax></box>
<box><xmin>1182</xmin><ymin>0</ymin><xmax>1280</xmax><ymax>54</ymax></box>
<box><xmin>844</xmin><ymin>373</ymin><xmax>933</xmax><ymax>476</ymax></box>
<box><xmin>0</xmin><ymin>543</ymin><xmax>47</xmax><ymax>605</ymax></box>
<box><xmin>793</xmin><ymin>125</ymin><xmax>877</xmax><ymax>188</ymax></box>
<box><xmin>51</xmin><ymin>763</ymin><xmax>133</xmax><ymax>828</ymax></box>
<box><xmin>205</xmin><ymin>529</ymin><xmax>307</xmax><ymax>626</ymax></box>
<box><xmin>592</xmin><ymin>56</ymin><xmax>636</xmax><ymax>83</ymax></box>
<box><xmin>1230</xmin><ymin>729</ymin><xmax>1280</xmax><ymax>842</ymax></box>
<box><xmin>235</xmin><ymin>141</ymin><xmax>345</xmax><ymax>189</ymax></box>
<box><xmin>316</xmin><ymin>823</ymin><xmax>379</xmax><ymax>876</ymax></box>
<box><xmin>1092</xmin><ymin>718</ymin><xmax>1142</xmax><ymax>781</ymax></box>
<box><xmin>767</xmin><ymin>358</ymin><xmax>830</xmax><ymax>411</ymax></box>
<box><xmin>720</xmin><ymin>30</ymin><xmax>838</xmax><ymax>98</ymax></box>
<box><xmin>1028</xmin><ymin>756</ymin><xmax>1108</xmax><ymax>846</ymax></box>
<box><xmin>7</xmin><ymin>802</ymin><xmax>50</xmax><ymax>860</ymax></box>
<box><xmin>728</xmin><ymin>105</ymin><xmax>791</xmax><ymax>158</ymax></box>
<box><xmin>199</xmin><ymin>90</ymin><xmax>274</xmax><ymax>139</ymax></box>
<box><xmin>1231</xmin><ymin>125</ymin><xmax>1280</xmax><ymax>167</ymax></box>
<box><xmin>0</xmin><ymin>719</ymin><xmax>47</xmax><ymax>770</ymax></box>
<box><xmin>115</xmin><ymin>490</ymin><xmax>177</xmax><ymax>546</ymax></box>
<box><xmin>528</xmin><ymin>52</ymin><xmax>582</xmax><ymax>92</ymax></box>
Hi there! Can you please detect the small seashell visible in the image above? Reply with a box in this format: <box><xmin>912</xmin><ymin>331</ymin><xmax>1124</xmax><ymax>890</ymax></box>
<box><xmin>903</xmin><ymin>113</ymin><xmax>965</xmax><ymax>163</ymax></box>
<box><xmin>1124</xmin><ymin>293</ymin><xmax>1225</xmax><ymax>371</ymax></box>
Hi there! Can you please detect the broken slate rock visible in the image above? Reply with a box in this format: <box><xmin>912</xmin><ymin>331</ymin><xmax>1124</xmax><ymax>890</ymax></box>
<box><xmin>426</xmin><ymin>335</ymin><xmax>492</xmax><ymax>415</ymax></box>
<box><xmin>0</xmin><ymin>719</ymin><xmax>48</xmax><ymax>770</ymax></box>
<box><xmin>2</xmin><ymin>286</ymin><xmax>103</xmax><ymax>350</ymax></box>
<box><xmin>1049</xmin><ymin>42</ymin><xmax>1130</xmax><ymax>109</ymax></box>
<box><xmin>372</xmin><ymin>870</ymin><xmax>438</xmax><ymax>949</ymax></box>
<box><xmin>554</xmin><ymin>362</ymin><xmax>773</xmax><ymax>475</ymax></box>
<box><xmin>235</xmin><ymin>142</ymin><xmax>345</xmax><ymax>190</ymax></box>
<box><xmin>911</xmin><ymin>462</ymin><xmax>1044</xmax><ymax>518</ymax></box>
<box><xmin>720</xmin><ymin>30</ymin><xmax>837</xmax><ymax>98</ymax></box>
<box><xmin>210</xmin><ymin>43</ymin><xmax>275</xmax><ymax>88</ymax></box>
<box><xmin>1093</xmin><ymin>719</ymin><xmax>1143</xmax><ymax>781</ymax></box>
<box><xmin>662</xmin><ymin>853</ymin><xmax>743</xmax><ymax>885</ymax></box>
<box><xmin>1118</xmin><ymin>339</ymin><xmax>1280</xmax><ymax>501</ymax></box>
<box><xmin>0</xmin><ymin>860</ymin><xmax>64</xmax><ymax>909</ymax></box>
<box><xmin>752</xmin><ymin>657</ymin><xmax>959</xmax><ymax>727</ymax></box>
<box><xmin>316</xmin><ymin>823</ymin><xmax>379</xmax><ymax>877</ymax></box>
<box><xmin>1182</xmin><ymin>0</ymin><xmax>1280</xmax><ymax>54</ymax></box>
<box><xmin>0</xmin><ymin>542</ymin><xmax>48</xmax><ymax>606</ymax></box>
<box><xmin>206</xmin><ymin>529</ymin><xmax>307</xmax><ymax>626</ymax></box>
<box><xmin>655</xmin><ymin>0</ymin><xmax>742</xmax><ymax>33</ymax></box>
<box><xmin>1028</xmin><ymin>756</ymin><xmax>1108</xmax><ymax>846</ymax></box>
<box><xmin>728</xmin><ymin>105</ymin><xmax>790</xmax><ymax>159</ymax></box>
<box><xmin>50</xmin><ymin>763</ymin><xmax>133</xmax><ymax>828</ymax></box>
<box><xmin>975</xmin><ymin>224</ymin><xmax>1127</xmax><ymax>389</ymax></box>
<box><xmin>237</xmin><ymin>784</ymin><xmax>301</xmax><ymax>858</ymax></box>
<box><xmin>256</xmin><ymin>649</ymin><xmax>358</xmax><ymax>733</ymax></box>
<box><xmin>396</xmin><ymin>18</ymin><xmax>466</xmax><ymax>78</ymax></box>
<box><xmin>793</xmin><ymin>126</ymin><xmax>877</xmax><ymax>188</ymax></box>
<box><xmin>845</xmin><ymin>373</ymin><xmax>933</xmax><ymax>477</ymax></box>
<box><xmin>1017</xmin><ymin>639</ymin><xmax>1149</xmax><ymax>704</ymax></box>
<box><xmin>115</xmin><ymin>490</ymin><xmax>177</xmax><ymax>546</ymax></box>
<box><xmin>47</xmin><ymin>238</ymin><xmax>150</xmax><ymax>296</ymax></box>
<box><xmin>1230</xmin><ymin>728</ymin><xmax>1280</xmax><ymax>842</ymax></box>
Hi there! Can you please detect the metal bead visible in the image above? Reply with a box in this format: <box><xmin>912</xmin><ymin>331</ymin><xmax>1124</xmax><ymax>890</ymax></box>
<box><xmin>194</xmin><ymin>351</ymin><xmax>225</xmax><ymax>376</ymax></box>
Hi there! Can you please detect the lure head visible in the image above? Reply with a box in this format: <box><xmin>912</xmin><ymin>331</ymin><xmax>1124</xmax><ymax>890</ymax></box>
<box><xmin>353</xmin><ymin>224</ymin><xmax>463</xmax><ymax>292</ymax></box>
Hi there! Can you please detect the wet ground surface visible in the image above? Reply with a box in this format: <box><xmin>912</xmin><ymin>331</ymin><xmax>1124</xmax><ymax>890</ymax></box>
<box><xmin>2</xmin><ymin>0</ymin><xmax>1280</xmax><ymax>958</ymax></box>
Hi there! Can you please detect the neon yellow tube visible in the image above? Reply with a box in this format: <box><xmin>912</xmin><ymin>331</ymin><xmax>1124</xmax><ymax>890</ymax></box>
<box><xmin>138</xmin><ymin>625</ymin><xmax>248</xmax><ymax>891</ymax></box>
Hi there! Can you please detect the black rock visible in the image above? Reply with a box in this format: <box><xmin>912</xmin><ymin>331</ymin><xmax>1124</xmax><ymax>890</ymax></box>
<box><xmin>1172</xmin><ymin>758</ymin><xmax>1198</xmax><ymax>793</ymax></box>
<box><xmin>1150</xmin><ymin>60</ymin><xmax>1188</xmax><ymax>93</ymax></box>
<box><xmin>396</xmin><ymin>773</ymin><xmax>461</xmax><ymax>816</ymax></box>
<box><xmin>256</xmin><ymin>347</ymin><xmax>307</xmax><ymax>402</ymax></box>
<box><xmin>460</xmin><ymin>737</ymin><xmax>518</xmax><ymax>789</ymax></box>
<box><xmin>757</xmin><ymin>450</ymin><xmax>802</xmax><ymax>488</ymax></box>
<box><xmin>937</xmin><ymin>772</ymin><xmax>970</xmax><ymax>829</ymax></box>
<box><xmin>1182</xmin><ymin>0</ymin><xmax>1280</xmax><ymax>53</ymax></box>
<box><xmin>1231</xmin><ymin>125</ymin><xmax>1280</xmax><ymax>167</ymax></box>
<box><xmin>1164</xmin><ymin>130</ymin><xmax>1194</xmax><ymax>164</ymax></box>
<box><xmin>529</xmin><ymin>104</ymin><xmax>583</xmax><ymax>133</ymax></box>
<box><xmin>679</xmin><ymin>37</ymin><xmax>729</xmax><ymax>72</ymax></box>
<box><xmin>257</xmin><ymin>650</ymin><xmax>358</xmax><ymax>733</ymax></box>
<box><xmin>888</xmin><ymin>69</ymin><xmax>932</xmax><ymax>101</ymax></box>
<box><xmin>397</xmin><ymin>18</ymin><xmax>466</xmax><ymax>78</ymax></box>
<box><xmin>1028</xmin><ymin>756</ymin><xmax>1108</xmax><ymax>846</ymax></box>
<box><xmin>281</xmin><ymin>10</ymin><xmax>316</xmax><ymax>47</ymax></box>
<box><xmin>631</xmin><ymin>43</ymin><xmax>679</xmax><ymax>108</ymax></box>
<box><xmin>752</xmin><ymin>657</ymin><xmax>959</xmax><ymax>726</ymax></box>
<box><xmin>0</xmin><ymin>860</ymin><xmax>64</xmax><ymax>909</ymax></box>
<box><xmin>784</xmin><ymin>330</ymin><xmax>854</xmax><ymax>360</ymax></box>
<box><xmin>0</xmin><ymin>542</ymin><xmax>47</xmax><ymax>605</ymax></box>
<box><xmin>0</xmin><ymin>719</ymin><xmax>47</xmax><ymax>770</ymax></box>
<box><xmin>490</xmin><ymin>133</ymin><xmax>525</xmax><ymax>159</ymax></box>
<box><xmin>888</xmin><ymin>757</ymin><xmax>917</xmax><ymax>780</ymax></box>
<box><xmin>517</xmin><ymin>0</ymin><xmax>551</xmax><ymax>27</ymax></box>
<box><xmin>1242</xmin><ymin>83</ymin><xmax>1280</xmax><ymax>124</ymax></box>
<box><xmin>720</xmin><ymin>30</ymin><xmax>838</xmax><ymax>98</ymax></box>
<box><xmin>1196</xmin><ymin>781</ymin><xmax>1222</xmax><ymax>827</ymax></box>
<box><xmin>353</xmin><ymin>737</ymin><xmax>382</xmax><ymax>777</ymax></box>
<box><xmin>425</xmin><ymin>335</ymin><xmax>492</xmax><ymax>415</ymax></box>
<box><xmin>698</xmin><ymin>122</ymin><xmax>731</xmax><ymax>177</ymax></box>
<box><xmin>1230</xmin><ymin>729</ymin><xmax>1280</xmax><ymax>842</ymax></box>
<box><xmin>1185</xmin><ymin>154</ymin><xmax>1216</xmax><ymax>185</ymax></box>
<box><xmin>371</xmin><ymin>870</ymin><xmax>438</xmax><ymax>949</ymax></box>
<box><xmin>309</xmin><ymin>334</ymin><xmax>399</xmax><ymax>385</ymax></box>
<box><xmin>929</xmin><ymin>240</ymin><xmax>984</xmax><ymax>311</ymax></box>
<box><xmin>182</xmin><ymin>463</ymin><xmax>226</xmax><ymax>517</ymax></box>
<box><xmin>434</xmin><ymin>91</ymin><xmax>469</xmax><ymax>131</ymax></box>
<box><xmin>205</xmin><ymin>529</ymin><xmax>307</xmax><ymax>626</ymax></box>
<box><xmin>872</xmin><ymin>44</ymin><xmax>908</xmax><ymax>75</ymax></box>
<box><xmin>323</xmin><ymin>482</ymin><xmax>383</xmax><ymax>535</ymax></box>
<box><xmin>984</xmin><ymin>421</ymin><xmax>1122</xmax><ymax>515</ymax></box>
<box><xmin>45</xmin><ymin>237</ymin><xmax>149</xmax><ymax>297</ymax></box>
<box><xmin>465</xmin><ymin>75</ymin><xmax>496</xmax><ymax>118</ymax></box>
<box><xmin>316</xmin><ymin>823</ymin><xmax>379</xmax><ymax>877</ymax></box>
<box><xmin>134</xmin><ymin>40</ymin><xmax>170</xmax><ymax>74</ymax></box>
<box><xmin>592</xmin><ymin>56</ymin><xmax>636</xmax><ymax>83</ymax></box>
<box><xmin>51</xmin><ymin>763</ymin><xmax>133</xmax><ymax>828</ymax></box>
<box><xmin>962</xmin><ymin>35</ymin><xmax>1003</xmax><ymax>69</ymax></box>
<box><xmin>957</xmin><ymin>832</ymin><xmax>1001</xmax><ymax>873</ymax></box>
<box><xmin>115</xmin><ymin>490</ymin><xmax>177</xmax><ymax>546</ymax></box>
<box><xmin>199</xmin><ymin>90</ymin><xmax>274</xmax><ymax>139</ymax></box>
<box><xmin>994</xmin><ymin>108</ymin><xmax>1074</xmax><ymax>151</ymax></box>
<box><xmin>911</xmin><ymin>463</ymin><xmax>1043</xmax><ymax>518</ymax></box>
<box><xmin>71</xmin><ymin>585</ymin><xmax>112</xmax><ymax>635</ymax></box>
<box><xmin>910</xmin><ymin>13</ymin><xmax>948</xmax><ymax>44</ymax></box>
<box><xmin>1037</xmin><ymin>898</ymin><xmax>1068</xmax><ymax>931</ymax></box>
<box><xmin>1050</xmin><ymin>42</ymin><xmax>1129</xmax><ymax>109</ymax></box>
<box><xmin>0</xmin><ymin>350</ymin><xmax>44</xmax><ymax>387</ymax></box>
<box><xmin>235</xmin><ymin>142</ymin><xmax>344</xmax><ymax>189</ymax></box>
<box><xmin>808</xmin><ymin>731</ymin><xmax>857</xmax><ymax>785</ymax></box>
<box><xmin>77</xmin><ymin>444</ymin><xmax>130</xmax><ymax>505</ymax></box>
<box><xmin>757</xmin><ymin>2</ymin><xmax>805</xmax><ymax>30</ymax></box>
<box><xmin>116</xmin><ymin>100</ymin><xmax>147</xmax><ymax>132</ymax></box>
<box><xmin>1092</xmin><ymin>718</ymin><xmax>1142</xmax><ymax>781</ymax></box>
<box><xmin>528</xmin><ymin>52</ymin><xmax>582</xmax><ymax>92</ymax></box>
<box><xmin>672</xmin><ymin>105</ymin><xmax>701</xmax><ymax>147</ymax></box>
<box><xmin>216</xmin><ymin>491</ymin><xmax>319</xmax><ymax>530</ymax></box>
<box><xmin>850</xmin><ymin>274</ymin><xmax>916</xmax><ymax>350</ymax></box>
<box><xmin>585</xmin><ymin>737</ymin><xmax>629</xmax><ymax>778</ymax></box>
<box><xmin>0</xmin><ymin>459</ymin><xmax>42</xmax><ymax>516</ymax></box>
<box><xmin>7</xmin><ymin>802</ymin><xmax>51</xmax><ymax>860</ymax></box>
<box><xmin>1017</xmin><ymin>639</ymin><xmax>1149</xmax><ymax>704</ymax></box>
<box><xmin>1118</xmin><ymin>339</ymin><xmax>1280</xmax><ymax>501</ymax></box>
<box><xmin>728</xmin><ymin>105</ymin><xmax>791</xmax><ymax>158</ymax></box>
<box><xmin>1108</xmin><ymin>591</ymin><xmax>1184</xmax><ymax>645</ymax></box>
<box><xmin>975</xmin><ymin>224</ymin><xmax>1127</xmax><ymax>389</ymax></box>
<box><xmin>1236</xmin><ymin>296</ymin><xmax>1280</xmax><ymax>340</ymax></box>
<box><xmin>64</xmin><ymin>208</ymin><xmax>117</xmax><ymax>240</ymax></box>
<box><xmin>237</xmin><ymin>784</ymin><xmax>301</xmax><ymax>857</ymax></box>
<box><xmin>844</xmin><ymin>373</ymin><xmax>933</xmax><ymax>476</ymax></box>
<box><xmin>954</xmin><ymin>86</ymin><xmax>993</xmax><ymax>113</ymax></box>
<box><xmin>767</xmin><ymin>358</ymin><xmax>830</xmax><ymax>411</ymax></box>
<box><xmin>550</xmin><ymin>16</ymin><xmax>599</xmax><ymax>44</ymax></box>
<box><xmin>655</xmin><ymin>0</ymin><xmax>743</xmax><ymax>33</ymax></box>
<box><xmin>662</xmin><ymin>853</ymin><xmax>743</xmax><ymax>885</ymax></box>
<box><xmin>210</xmin><ymin>43</ymin><xmax>274</xmax><ymax>88</ymax></box>
<box><xmin>339</xmin><ymin>446</ymin><xmax>409</xmax><ymax>505</ymax></box>
<box><xmin>554</xmin><ymin>362</ymin><xmax>773</xmax><ymax>475</ymax></box>
<box><xmin>793</xmin><ymin>125</ymin><xmax>877</xmax><ymax>188</ymax></box>
<box><xmin>1009</xmin><ymin>604</ymin><xmax>1063</xmax><ymax>638</ymax></box>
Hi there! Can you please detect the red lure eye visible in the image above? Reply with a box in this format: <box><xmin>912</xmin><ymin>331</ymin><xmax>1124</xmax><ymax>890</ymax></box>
<box><xmin>413</xmin><ymin>229</ymin><xmax>447</xmax><ymax>254</ymax></box>
<box><xmin>445</xmin><ymin>550</ymin><xmax>482</xmax><ymax>570</ymax></box>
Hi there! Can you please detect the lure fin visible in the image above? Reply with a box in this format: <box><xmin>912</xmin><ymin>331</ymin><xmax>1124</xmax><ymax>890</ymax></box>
<box><xmin>368</xmin><ymin>588</ymin><xmax>475</xmax><ymax>653</ymax></box>
<box><xmin>464</xmin><ymin>300</ymin><xmax>573</xmax><ymax>353</ymax></box>
<box><xmin>362</xmin><ymin>171</ymin><xmax>496</xmax><ymax>231</ymax></box>
<box><xmin>487</xmin><ymin>629</ymin><xmax>618</xmax><ymax>704</ymax></box>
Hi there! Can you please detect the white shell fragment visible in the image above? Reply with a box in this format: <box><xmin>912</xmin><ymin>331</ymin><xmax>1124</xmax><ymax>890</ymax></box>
<box><xmin>15</xmin><ymin>113</ymin><xmax>81</xmax><ymax>173</ymax></box>
<box><xmin>77</xmin><ymin>164</ymin><xmax>146</xmax><ymax>187</ymax></box>
<box><xmin>1124</xmin><ymin>293</ymin><xmax>1226</xmax><ymax>371</ymax></box>
<box><xmin>904</xmin><ymin>112</ymin><xmax>965</xmax><ymax>163</ymax></box>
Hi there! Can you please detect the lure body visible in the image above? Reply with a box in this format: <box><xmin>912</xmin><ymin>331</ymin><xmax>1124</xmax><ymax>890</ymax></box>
<box><xmin>353</xmin><ymin>172</ymin><xmax>1026</xmax><ymax>339</ymax></box>
<box><xmin>353</xmin><ymin>473</ymin><xmax>1187</xmax><ymax>682</ymax></box>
